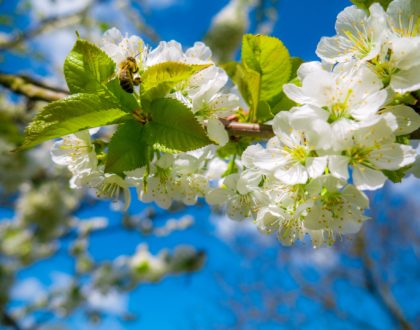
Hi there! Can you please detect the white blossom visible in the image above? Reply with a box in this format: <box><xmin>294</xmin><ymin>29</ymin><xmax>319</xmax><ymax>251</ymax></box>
<box><xmin>329</xmin><ymin>119</ymin><xmax>417</xmax><ymax>190</ymax></box>
<box><xmin>102</xmin><ymin>27</ymin><xmax>146</xmax><ymax>66</ymax></box>
<box><xmin>316</xmin><ymin>4</ymin><xmax>387</xmax><ymax>63</ymax></box>
<box><xmin>303</xmin><ymin>175</ymin><xmax>370</xmax><ymax>246</ymax></box>
<box><xmin>206</xmin><ymin>173</ymin><xmax>268</xmax><ymax>220</ymax></box>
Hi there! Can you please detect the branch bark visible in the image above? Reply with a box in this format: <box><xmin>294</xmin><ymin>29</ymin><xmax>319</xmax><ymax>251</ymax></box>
<box><xmin>0</xmin><ymin>71</ymin><xmax>419</xmax><ymax>139</ymax></box>
<box><xmin>0</xmin><ymin>72</ymin><xmax>69</xmax><ymax>102</ymax></box>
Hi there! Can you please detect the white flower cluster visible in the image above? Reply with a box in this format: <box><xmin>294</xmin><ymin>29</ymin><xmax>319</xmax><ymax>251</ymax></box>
<box><xmin>102</xmin><ymin>28</ymin><xmax>240</xmax><ymax>145</ymax></box>
<box><xmin>207</xmin><ymin>0</ymin><xmax>420</xmax><ymax>246</ymax></box>
<box><xmin>50</xmin><ymin>28</ymin><xmax>238</xmax><ymax>210</ymax></box>
<box><xmin>125</xmin><ymin>148</ymin><xmax>224</xmax><ymax>209</ymax></box>
<box><xmin>50</xmin><ymin>1</ymin><xmax>420</xmax><ymax>247</ymax></box>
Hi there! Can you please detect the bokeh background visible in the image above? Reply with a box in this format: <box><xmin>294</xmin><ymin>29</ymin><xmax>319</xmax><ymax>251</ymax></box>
<box><xmin>0</xmin><ymin>0</ymin><xmax>419</xmax><ymax>329</ymax></box>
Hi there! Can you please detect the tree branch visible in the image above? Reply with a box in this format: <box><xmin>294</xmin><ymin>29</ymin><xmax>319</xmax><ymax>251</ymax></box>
<box><xmin>0</xmin><ymin>72</ymin><xmax>418</xmax><ymax>139</ymax></box>
<box><xmin>0</xmin><ymin>72</ymin><xmax>69</xmax><ymax>102</ymax></box>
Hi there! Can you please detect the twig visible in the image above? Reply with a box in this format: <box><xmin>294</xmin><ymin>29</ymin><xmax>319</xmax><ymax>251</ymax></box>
<box><xmin>0</xmin><ymin>72</ymin><xmax>69</xmax><ymax>102</ymax></box>
<box><xmin>0</xmin><ymin>72</ymin><xmax>418</xmax><ymax>139</ymax></box>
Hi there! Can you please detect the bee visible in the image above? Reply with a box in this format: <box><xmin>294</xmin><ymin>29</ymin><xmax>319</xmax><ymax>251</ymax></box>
<box><xmin>118</xmin><ymin>56</ymin><xmax>142</xmax><ymax>93</ymax></box>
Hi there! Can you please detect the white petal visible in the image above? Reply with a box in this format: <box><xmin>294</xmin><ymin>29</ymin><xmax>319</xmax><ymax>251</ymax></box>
<box><xmin>316</xmin><ymin>35</ymin><xmax>354</xmax><ymax>63</ymax></box>
<box><xmin>331</xmin><ymin>119</ymin><xmax>356</xmax><ymax>151</ymax></box>
<box><xmin>336</xmin><ymin>208</ymin><xmax>364</xmax><ymax>234</ymax></box>
<box><xmin>241</xmin><ymin>144</ymin><xmax>264</xmax><ymax>168</ymax></box>
<box><xmin>255</xmin><ymin>206</ymin><xmax>285</xmax><ymax>233</ymax></box>
<box><xmin>288</xmin><ymin>105</ymin><xmax>329</xmax><ymax>127</ymax></box>
<box><xmin>272</xmin><ymin>111</ymin><xmax>293</xmax><ymax>136</ymax></box>
<box><xmin>390</xmin><ymin>37</ymin><xmax>420</xmax><ymax>70</ymax></box>
<box><xmin>305</xmin><ymin>205</ymin><xmax>331</xmax><ymax>230</ymax></box>
<box><xmin>387</xmin><ymin>0</ymin><xmax>420</xmax><ymax>37</ymax></box>
<box><xmin>383</xmin><ymin>105</ymin><xmax>420</xmax><ymax>135</ymax></box>
<box><xmin>226</xmin><ymin>198</ymin><xmax>249</xmax><ymax>220</ymax></box>
<box><xmin>185</xmin><ymin>42</ymin><xmax>212</xmax><ymax>62</ymax></box>
<box><xmin>352</xmin><ymin>165</ymin><xmax>387</xmax><ymax>190</ymax></box>
<box><xmin>223</xmin><ymin>173</ymin><xmax>240</xmax><ymax>190</ymax></box>
<box><xmin>328</xmin><ymin>155</ymin><xmax>350</xmax><ymax>180</ymax></box>
<box><xmin>207</xmin><ymin>118</ymin><xmax>229</xmax><ymax>146</ymax></box>
<box><xmin>282</xmin><ymin>84</ymin><xmax>314</xmax><ymax>105</ymax></box>
<box><xmin>306</xmin><ymin>157</ymin><xmax>327</xmax><ymax>178</ymax></box>
<box><xmin>205</xmin><ymin>188</ymin><xmax>229</xmax><ymax>205</ymax></box>
<box><xmin>342</xmin><ymin>185</ymin><xmax>369</xmax><ymax>209</ymax></box>
<box><xmin>369</xmin><ymin>143</ymin><xmax>417</xmax><ymax>170</ymax></box>
<box><xmin>274</xmin><ymin>163</ymin><xmax>308</xmax><ymax>185</ymax></box>
<box><xmin>335</xmin><ymin>6</ymin><xmax>367</xmax><ymax>38</ymax></box>
<box><xmin>390</xmin><ymin>64</ymin><xmax>420</xmax><ymax>93</ymax></box>
<box><xmin>210</xmin><ymin>93</ymin><xmax>240</xmax><ymax>117</ymax></box>
<box><xmin>156</xmin><ymin>154</ymin><xmax>174</xmax><ymax>169</ymax></box>
<box><xmin>350</xmin><ymin>89</ymin><xmax>387</xmax><ymax>120</ymax></box>
<box><xmin>353</xmin><ymin>118</ymin><xmax>394</xmax><ymax>147</ymax></box>
<box><xmin>297</xmin><ymin>61</ymin><xmax>324</xmax><ymax>80</ymax></box>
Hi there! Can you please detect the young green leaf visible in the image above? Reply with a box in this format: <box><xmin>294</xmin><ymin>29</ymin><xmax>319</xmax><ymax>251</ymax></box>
<box><xmin>257</xmin><ymin>101</ymin><xmax>274</xmax><ymax>122</ymax></box>
<box><xmin>290</xmin><ymin>57</ymin><xmax>304</xmax><ymax>80</ymax></box>
<box><xmin>18</xmin><ymin>94</ymin><xmax>130</xmax><ymax>150</ymax></box>
<box><xmin>64</xmin><ymin>38</ymin><xmax>115</xmax><ymax>94</ymax></box>
<box><xmin>241</xmin><ymin>34</ymin><xmax>291</xmax><ymax>103</ymax></box>
<box><xmin>234</xmin><ymin>64</ymin><xmax>260</xmax><ymax>113</ymax></box>
<box><xmin>105</xmin><ymin>120</ymin><xmax>151</xmax><ymax>175</ymax></box>
<box><xmin>147</xmin><ymin>98</ymin><xmax>212</xmax><ymax>151</ymax></box>
<box><xmin>350</xmin><ymin>0</ymin><xmax>392</xmax><ymax>11</ymax></box>
<box><xmin>383</xmin><ymin>165</ymin><xmax>413</xmax><ymax>183</ymax></box>
<box><xmin>141</xmin><ymin>62</ymin><xmax>211</xmax><ymax>101</ymax></box>
<box><xmin>106</xmin><ymin>78</ymin><xmax>139</xmax><ymax>113</ymax></box>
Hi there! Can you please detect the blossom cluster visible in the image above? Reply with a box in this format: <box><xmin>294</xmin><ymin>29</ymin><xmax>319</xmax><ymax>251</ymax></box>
<box><xmin>206</xmin><ymin>0</ymin><xmax>420</xmax><ymax>246</ymax></box>
<box><xmin>51</xmin><ymin>30</ymin><xmax>233</xmax><ymax>209</ymax></box>
<box><xmin>51</xmin><ymin>0</ymin><xmax>420</xmax><ymax>247</ymax></box>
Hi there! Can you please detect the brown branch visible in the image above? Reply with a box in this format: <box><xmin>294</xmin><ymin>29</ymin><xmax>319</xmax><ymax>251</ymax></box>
<box><xmin>219</xmin><ymin>119</ymin><xmax>274</xmax><ymax>139</ymax></box>
<box><xmin>0</xmin><ymin>72</ymin><xmax>419</xmax><ymax>139</ymax></box>
<box><xmin>0</xmin><ymin>72</ymin><xmax>69</xmax><ymax>102</ymax></box>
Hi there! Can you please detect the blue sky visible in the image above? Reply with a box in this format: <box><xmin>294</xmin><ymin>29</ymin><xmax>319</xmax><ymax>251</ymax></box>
<box><xmin>1</xmin><ymin>0</ymin><xmax>419</xmax><ymax>329</ymax></box>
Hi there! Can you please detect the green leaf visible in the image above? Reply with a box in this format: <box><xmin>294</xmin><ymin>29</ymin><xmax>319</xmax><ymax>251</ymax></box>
<box><xmin>147</xmin><ymin>98</ymin><xmax>211</xmax><ymax>151</ymax></box>
<box><xmin>105</xmin><ymin>120</ymin><xmax>151</xmax><ymax>175</ymax></box>
<box><xmin>271</xmin><ymin>76</ymin><xmax>301</xmax><ymax>114</ymax></box>
<box><xmin>271</xmin><ymin>92</ymin><xmax>296</xmax><ymax>114</ymax></box>
<box><xmin>290</xmin><ymin>57</ymin><xmax>304</xmax><ymax>80</ymax></box>
<box><xmin>106</xmin><ymin>78</ymin><xmax>139</xmax><ymax>113</ymax></box>
<box><xmin>383</xmin><ymin>165</ymin><xmax>413</xmax><ymax>183</ymax></box>
<box><xmin>241</xmin><ymin>34</ymin><xmax>291</xmax><ymax>103</ymax></box>
<box><xmin>234</xmin><ymin>64</ymin><xmax>260</xmax><ymax>114</ymax></box>
<box><xmin>395</xmin><ymin>135</ymin><xmax>411</xmax><ymax>145</ymax></box>
<box><xmin>64</xmin><ymin>38</ymin><xmax>115</xmax><ymax>94</ymax></box>
<box><xmin>350</xmin><ymin>0</ymin><xmax>392</xmax><ymax>11</ymax></box>
<box><xmin>216</xmin><ymin>139</ymin><xmax>251</xmax><ymax>159</ymax></box>
<box><xmin>220</xmin><ymin>61</ymin><xmax>239</xmax><ymax>80</ymax></box>
<box><xmin>257</xmin><ymin>101</ymin><xmax>273</xmax><ymax>122</ymax></box>
<box><xmin>0</xmin><ymin>112</ymin><xmax>22</xmax><ymax>144</ymax></box>
<box><xmin>141</xmin><ymin>62</ymin><xmax>211</xmax><ymax>101</ymax></box>
<box><xmin>19</xmin><ymin>94</ymin><xmax>130</xmax><ymax>150</ymax></box>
